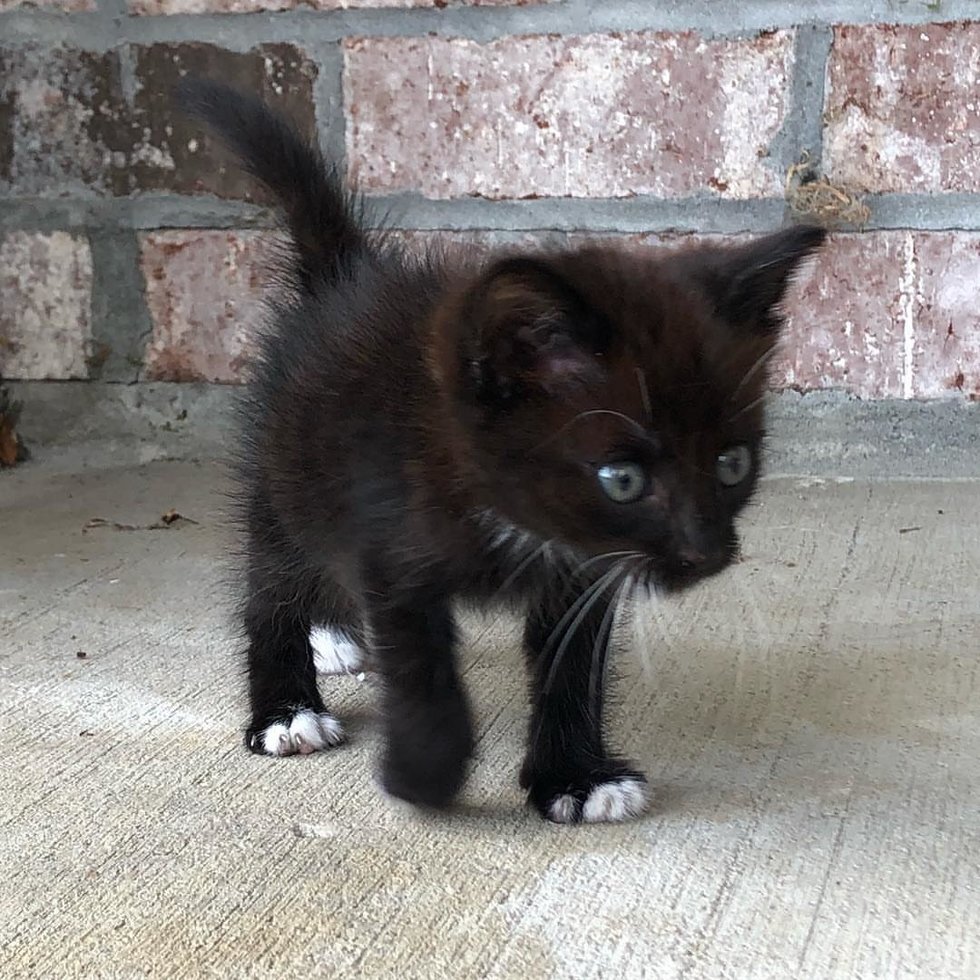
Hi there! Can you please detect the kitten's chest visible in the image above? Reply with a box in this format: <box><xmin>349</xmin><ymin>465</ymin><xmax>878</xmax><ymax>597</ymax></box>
<box><xmin>450</xmin><ymin>509</ymin><xmax>580</xmax><ymax>602</ymax></box>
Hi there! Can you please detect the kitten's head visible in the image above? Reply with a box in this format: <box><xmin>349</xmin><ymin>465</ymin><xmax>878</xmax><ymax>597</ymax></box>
<box><xmin>440</xmin><ymin>226</ymin><xmax>825</xmax><ymax>592</ymax></box>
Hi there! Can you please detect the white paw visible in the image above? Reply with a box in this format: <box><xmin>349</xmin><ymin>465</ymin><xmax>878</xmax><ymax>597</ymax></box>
<box><xmin>254</xmin><ymin>709</ymin><xmax>345</xmax><ymax>756</ymax></box>
<box><xmin>581</xmin><ymin>778</ymin><xmax>649</xmax><ymax>823</ymax></box>
<box><xmin>310</xmin><ymin>626</ymin><xmax>363</xmax><ymax>675</ymax></box>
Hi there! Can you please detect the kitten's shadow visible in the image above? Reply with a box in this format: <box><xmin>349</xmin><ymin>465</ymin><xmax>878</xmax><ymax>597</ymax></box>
<box><xmin>607</xmin><ymin>601</ymin><xmax>952</xmax><ymax>821</ymax></box>
<box><xmin>335</xmin><ymin>599</ymin><xmax>944</xmax><ymax>825</ymax></box>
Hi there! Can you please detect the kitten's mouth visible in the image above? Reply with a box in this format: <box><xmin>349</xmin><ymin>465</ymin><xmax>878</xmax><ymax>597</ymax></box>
<box><xmin>643</xmin><ymin>549</ymin><xmax>735</xmax><ymax>594</ymax></box>
<box><xmin>577</xmin><ymin>545</ymin><xmax>734</xmax><ymax>597</ymax></box>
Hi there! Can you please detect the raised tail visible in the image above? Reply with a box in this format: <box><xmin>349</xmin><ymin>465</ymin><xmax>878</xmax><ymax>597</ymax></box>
<box><xmin>176</xmin><ymin>78</ymin><xmax>368</xmax><ymax>290</ymax></box>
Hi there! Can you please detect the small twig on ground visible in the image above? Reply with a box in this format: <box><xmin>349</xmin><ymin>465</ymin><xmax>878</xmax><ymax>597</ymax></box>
<box><xmin>82</xmin><ymin>510</ymin><xmax>200</xmax><ymax>533</ymax></box>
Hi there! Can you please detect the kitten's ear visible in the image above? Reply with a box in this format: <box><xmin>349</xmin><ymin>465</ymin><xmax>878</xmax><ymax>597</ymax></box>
<box><xmin>463</xmin><ymin>257</ymin><xmax>610</xmax><ymax>402</ymax></box>
<box><xmin>696</xmin><ymin>225</ymin><xmax>826</xmax><ymax>335</ymax></box>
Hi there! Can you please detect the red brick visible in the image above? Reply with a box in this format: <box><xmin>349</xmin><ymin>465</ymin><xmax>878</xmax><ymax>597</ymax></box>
<box><xmin>825</xmin><ymin>23</ymin><xmax>980</xmax><ymax>194</ymax></box>
<box><xmin>0</xmin><ymin>232</ymin><xmax>93</xmax><ymax>381</ymax></box>
<box><xmin>345</xmin><ymin>32</ymin><xmax>794</xmax><ymax>199</ymax></box>
<box><xmin>913</xmin><ymin>233</ymin><xmax>980</xmax><ymax>399</ymax></box>
<box><xmin>0</xmin><ymin>45</ymin><xmax>315</xmax><ymax>198</ymax></box>
<box><xmin>144</xmin><ymin>228</ymin><xmax>977</xmax><ymax>398</ymax></box>
<box><xmin>140</xmin><ymin>231</ymin><xmax>282</xmax><ymax>383</ymax></box>
<box><xmin>131</xmin><ymin>0</ymin><xmax>531</xmax><ymax>12</ymax></box>
<box><xmin>775</xmin><ymin>233</ymin><xmax>908</xmax><ymax>398</ymax></box>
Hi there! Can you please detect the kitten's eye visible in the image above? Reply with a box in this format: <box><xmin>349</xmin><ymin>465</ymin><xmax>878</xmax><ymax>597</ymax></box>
<box><xmin>716</xmin><ymin>445</ymin><xmax>753</xmax><ymax>487</ymax></box>
<box><xmin>597</xmin><ymin>462</ymin><xmax>647</xmax><ymax>503</ymax></box>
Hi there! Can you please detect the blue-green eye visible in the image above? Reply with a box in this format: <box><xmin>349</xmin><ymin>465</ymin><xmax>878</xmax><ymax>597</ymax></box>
<box><xmin>597</xmin><ymin>462</ymin><xmax>647</xmax><ymax>503</ymax></box>
<box><xmin>716</xmin><ymin>445</ymin><xmax>752</xmax><ymax>487</ymax></box>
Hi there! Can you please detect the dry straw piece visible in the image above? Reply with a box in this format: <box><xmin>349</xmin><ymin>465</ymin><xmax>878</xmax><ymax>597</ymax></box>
<box><xmin>785</xmin><ymin>154</ymin><xmax>871</xmax><ymax>228</ymax></box>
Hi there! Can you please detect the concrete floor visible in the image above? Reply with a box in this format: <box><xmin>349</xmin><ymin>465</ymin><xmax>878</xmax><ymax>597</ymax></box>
<box><xmin>1</xmin><ymin>453</ymin><xmax>978</xmax><ymax>979</ymax></box>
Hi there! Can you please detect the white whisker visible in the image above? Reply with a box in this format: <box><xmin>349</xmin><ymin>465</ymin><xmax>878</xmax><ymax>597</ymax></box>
<box><xmin>543</xmin><ymin>566</ymin><xmax>626</xmax><ymax>696</ymax></box>
<box><xmin>731</xmin><ymin>348</ymin><xmax>774</xmax><ymax>401</ymax></box>
<box><xmin>572</xmin><ymin>550</ymin><xmax>645</xmax><ymax>577</ymax></box>
<box><xmin>496</xmin><ymin>540</ymin><xmax>553</xmax><ymax>594</ymax></box>
<box><xmin>588</xmin><ymin>574</ymin><xmax>629</xmax><ymax>714</ymax></box>
<box><xmin>729</xmin><ymin>392</ymin><xmax>768</xmax><ymax>422</ymax></box>
<box><xmin>529</xmin><ymin>409</ymin><xmax>647</xmax><ymax>454</ymax></box>
<box><xmin>635</xmin><ymin>367</ymin><xmax>653</xmax><ymax>423</ymax></box>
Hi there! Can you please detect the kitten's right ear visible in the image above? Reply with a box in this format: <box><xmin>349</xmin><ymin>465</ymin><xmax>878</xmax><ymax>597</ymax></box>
<box><xmin>690</xmin><ymin>224</ymin><xmax>826</xmax><ymax>336</ymax></box>
<box><xmin>460</xmin><ymin>257</ymin><xmax>611</xmax><ymax>404</ymax></box>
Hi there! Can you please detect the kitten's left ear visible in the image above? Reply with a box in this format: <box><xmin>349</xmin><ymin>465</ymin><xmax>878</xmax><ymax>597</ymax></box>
<box><xmin>694</xmin><ymin>224</ymin><xmax>826</xmax><ymax>335</ymax></box>
<box><xmin>461</xmin><ymin>256</ymin><xmax>611</xmax><ymax>403</ymax></box>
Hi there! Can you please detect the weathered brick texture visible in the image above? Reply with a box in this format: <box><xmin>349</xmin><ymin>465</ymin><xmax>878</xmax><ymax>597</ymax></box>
<box><xmin>778</xmin><ymin>232</ymin><xmax>980</xmax><ymax>400</ymax></box>
<box><xmin>140</xmin><ymin>230</ymin><xmax>281</xmax><ymax>383</ymax></box>
<box><xmin>776</xmin><ymin>233</ymin><xmax>907</xmax><ymax>399</ymax></box>
<box><xmin>137</xmin><ymin>229</ymin><xmax>979</xmax><ymax>400</ymax></box>
<box><xmin>914</xmin><ymin>233</ymin><xmax>980</xmax><ymax>399</ymax></box>
<box><xmin>345</xmin><ymin>32</ymin><xmax>794</xmax><ymax>200</ymax></box>
<box><xmin>3</xmin><ymin>4</ymin><xmax>978</xmax><ymax>399</ymax></box>
<box><xmin>0</xmin><ymin>232</ymin><xmax>93</xmax><ymax>380</ymax></box>
<box><xmin>0</xmin><ymin>44</ymin><xmax>315</xmax><ymax>198</ymax></box>
<box><xmin>825</xmin><ymin>22</ymin><xmax>980</xmax><ymax>195</ymax></box>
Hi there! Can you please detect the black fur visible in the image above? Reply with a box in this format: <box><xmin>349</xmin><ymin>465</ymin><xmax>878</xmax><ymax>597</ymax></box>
<box><xmin>179</xmin><ymin>79</ymin><xmax>825</xmax><ymax>822</ymax></box>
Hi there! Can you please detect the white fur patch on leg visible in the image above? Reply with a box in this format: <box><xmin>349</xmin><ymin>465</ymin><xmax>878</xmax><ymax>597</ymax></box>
<box><xmin>310</xmin><ymin>626</ymin><xmax>363</xmax><ymax>675</ymax></box>
<box><xmin>257</xmin><ymin>709</ymin><xmax>345</xmax><ymax>756</ymax></box>
<box><xmin>581</xmin><ymin>778</ymin><xmax>649</xmax><ymax>823</ymax></box>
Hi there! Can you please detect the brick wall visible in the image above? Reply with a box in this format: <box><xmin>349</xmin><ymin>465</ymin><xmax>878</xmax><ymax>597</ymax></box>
<box><xmin>1</xmin><ymin>3</ymin><xmax>979</xmax><ymax>401</ymax></box>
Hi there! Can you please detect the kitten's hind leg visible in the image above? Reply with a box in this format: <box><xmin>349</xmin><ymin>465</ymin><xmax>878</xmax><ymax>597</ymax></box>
<box><xmin>243</xmin><ymin>576</ymin><xmax>346</xmax><ymax>757</ymax></box>
<box><xmin>521</xmin><ymin>585</ymin><xmax>649</xmax><ymax>824</ymax></box>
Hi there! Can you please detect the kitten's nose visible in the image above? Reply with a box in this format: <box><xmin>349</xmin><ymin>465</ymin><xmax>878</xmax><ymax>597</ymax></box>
<box><xmin>677</xmin><ymin>547</ymin><xmax>707</xmax><ymax>570</ymax></box>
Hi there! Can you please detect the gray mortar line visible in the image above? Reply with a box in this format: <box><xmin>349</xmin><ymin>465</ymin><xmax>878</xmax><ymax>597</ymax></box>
<box><xmin>117</xmin><ymin>43</ymin><xmax>141</xmax><ymax>108</ymax></box>
<box><xmin>357</xmin><ymin>194</ymin><xmax>792</xmax><ymax>234</ymax></box>
<box><xmin>769</xmin><ymin>23</ymin><xmax>833</xmax><ymax>178</ymax></box>
<box><xmin>6</xmin><ymin>192</ymin><xmax>980</xmax><ymax>234</ymax></box>
<box><xmin>0</xmin><ymin>197</ymin><xmax>274</xmax><ymax>232</ymax></box>
<box><xmin>866</xmin><ymin>193</ymin><xmax>980</xmax><ymax>231</ymax></box>
<box><xmin>86</xmin><ymin>223</ymin><xmax>155</xmax><ymax>383</ymax></box>
<box><xmin>310</xmin><ymin>42</ymin><xmax>348</xmax><ymax>179</ymax></box>
<box><xmin>1</xmin><ymin>1</ymin><xmax>977</xmax><ymax>51</ymax></box>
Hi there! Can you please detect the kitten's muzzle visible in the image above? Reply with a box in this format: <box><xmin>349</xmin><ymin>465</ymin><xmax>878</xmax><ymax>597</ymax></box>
<box><xmin>670</xmin><ymin>546</ymin><xmax>729</xmax><ymax>579</ymax></box>
<box><xmin>657</xmin><ymin>532</ymin><xmax>738</xmax><ymax>591</ymax></box>
<box><xmin>676</xmin><ymin>546</ymin><xmax>708</xmax><ymax>571</ymax></box>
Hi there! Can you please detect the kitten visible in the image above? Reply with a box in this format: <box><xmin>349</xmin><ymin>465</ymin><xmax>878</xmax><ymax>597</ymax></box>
<box><xmin>179</xmin><ymin>80</ymin><xmax>825</xmax><ymax>824</ymax></box>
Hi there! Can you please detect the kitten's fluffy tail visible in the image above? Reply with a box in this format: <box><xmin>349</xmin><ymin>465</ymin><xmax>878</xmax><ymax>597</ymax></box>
<box><xmin>176</xmin><ymin>78</ymin><xmax>367</xmax><ymax>289</ymax></box>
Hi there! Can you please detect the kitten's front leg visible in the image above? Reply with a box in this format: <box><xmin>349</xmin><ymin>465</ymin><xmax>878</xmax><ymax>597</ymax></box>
<box><xmin>364</xmin><ymin>587</ymin><xmax>474</xmax><ymax>809</ymax></box>
<box><xmin>522</xmin><ymin>590</ymin><xmax>649</xmax><ymax>824</ymax></box>
<box><xmin>244</xmin><ymin>583</ymin><xmax>346</xmax><ymax>757</ymax></box>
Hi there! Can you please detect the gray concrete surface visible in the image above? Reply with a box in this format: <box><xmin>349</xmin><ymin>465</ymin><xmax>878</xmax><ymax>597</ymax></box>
<box><xmin>1</xmin><ymin>451</ymin><xmax>979</xmax><ymax>979</ymax></box>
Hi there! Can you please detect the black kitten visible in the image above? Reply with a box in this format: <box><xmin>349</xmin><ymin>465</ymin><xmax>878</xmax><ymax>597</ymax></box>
<box><xmin>179</xmin><ymin>80</ymin><xmax>825</xmax><ymax>824</ymax></box>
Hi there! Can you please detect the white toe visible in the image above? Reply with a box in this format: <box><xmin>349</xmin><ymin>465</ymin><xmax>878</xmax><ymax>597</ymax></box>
<box><xmin>310</xmin><ymin>626</ymin><xmax>363</xmax><ymax>675</ymax></box>
<box><xmin>547</xmin><ymin>794</ymin><xmax>579</xmax><ymax>824</ymax></box>
<box><xmin>581</xmin><ymin>778</ymin><xmax>649</xmax><ymax>823</ymax></box>
<box><xmin>257</xmin><ymin>710</ymin><xmax>345</xmax><ymax>756</ymax></box>
<box><xmin>260</xmin><ymin>721</ymin><xmax>291</xmax><ymax>756</ymax></box>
